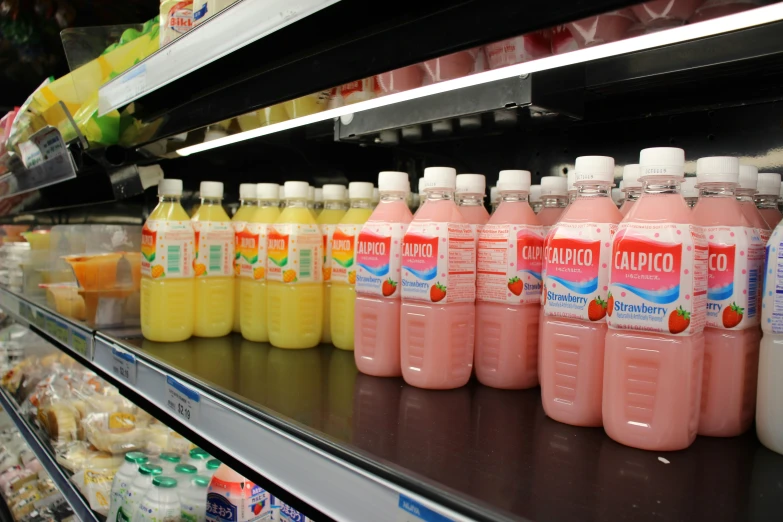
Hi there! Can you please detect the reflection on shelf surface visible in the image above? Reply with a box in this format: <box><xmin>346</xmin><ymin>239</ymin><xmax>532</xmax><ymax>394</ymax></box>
<box><xmin>111</xmin><ymin>332</ymin><xmax>783</xmax><ymax>522</ymax></box>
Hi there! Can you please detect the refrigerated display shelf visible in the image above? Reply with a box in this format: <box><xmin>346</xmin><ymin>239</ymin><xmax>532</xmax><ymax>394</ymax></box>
<box><xmin>0</xmin><ymin>388</ymin><xmax>99</xmax><ymax>522</ymax></box>
<box><xmin>2</xmin><ymin>285</ymin><xmax>783</xmax><ymax>521</ymax></box>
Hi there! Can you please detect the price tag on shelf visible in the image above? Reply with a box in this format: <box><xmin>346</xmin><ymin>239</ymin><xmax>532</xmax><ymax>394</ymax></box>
<box><xmin>45</xmin><ymin>316</ymin><xmax>70</xmax><ymax>346</ymax></box>
<box><xmin>111</xmin><ymin>346</ymin><xmax>137</xmax><ymax>385</ymax></box>
<box><xmin>165</xmin><ymin>376</ymin><xmax>200</xmax><ymax>425</ymax></box>
<box><xmin>397</xmin><ymin>495</ymin><xmax>455</xmax><ymax>522</ymax></box>
<box><xmin>71</xmin><ymin>330</ymin><xmax>90</xmax><ymax>359</ymax></box>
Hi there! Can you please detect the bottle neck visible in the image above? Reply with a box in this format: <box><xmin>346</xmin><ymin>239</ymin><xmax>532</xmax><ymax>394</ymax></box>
<box><xmin>576</xmin><ymin>183</ymin><xmax>612</xmax><ymax>198</ymax></box>
<box><xmin>380</xmin><ymin>191</ymin><xmax>407</xmax><ymax>203</ymax></box>
<box><xmin>456</xmin><ymin>193</ymin><xmax>484</xmax><ymax>206</ymax></box>
<box><xmin>285</xmin><ymin>198</ymin><xmax>309</xmax><ymax>208</ymax></box>
<box><xmin>201</xmin><ymin>196</ymin><xmax>223</xmax><ymax>206</ymax></box>
<box><xmin>641</xmin><ymin>176</ymin><xmax>682</xmax><ymax>195</ymax></box>
<box><xmin>755</xmin><ymin>194</ymin><xmax>779</xmax><ymax>209</ymax></box>
<box><xmin>734</xmin><ymin>188</ymin><xmax>756</xmax><ymax>202</ymax></box>
<box><xmin>541</xmin><ymin>195</ymin><xmax>567</xmax><ymax>207</ymax></box>
<box><xmin>324</xmin><ymin>200</ymin><xmax>347</xmax><ymax>210</ymax></box>
<box><xmin>240</xmin><ymin>198</ymin><xmax>260</xmax><ymax>208</ymax></box>
<box><xmin>159</xmin><ymin>195</ymin><xmax>182</xmax><ymax>205</ymax></box>
<box><xmin>426</xmin><ymin>188</ymin><xmax>455</xmax><ymax>202</ymax></box>
<box><xmin>500</xmin><ymin>191</ymin><xmax>529</xmax><ymax>203</ymax></box>
<box><xmin>567</xmin><ymin>190</ymin><xmax>577</xmax><ymax>203</ymax></box>
<box><xmin>259</xmin><ymin>199</ymin><xmax>278</xmax><ymax>208</ymax></box>
<box><xmin>698</xmin><ymin>183</ymin><xmax>736</xmax><ymax>198</ymax></box>
<box><xmin>350</xmin><ymin>198</ymin><xmax>373</xmax><ymax>209</ymax></box>
<box><xmin>624</xmin><ymin>186</ymin><xmax>641</xmax><ymax>202</ymax></box>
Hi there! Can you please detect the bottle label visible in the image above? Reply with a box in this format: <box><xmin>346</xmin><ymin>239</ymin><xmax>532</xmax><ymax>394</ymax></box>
<box><xmin>136</xmin><ymin>498</ymin><xmax>179</xmax><ymax>522</ymax></box>
<box><xmin>704</xmin><ymin>226</ymin><xmax>762</xmax><ymax>330</ymax></box>
<box><xmin>141</xmin><ymin>219</ymin><xmax>194</xmax><ymax>279</ymax></box>
<box><xmin>192</xmin><ymin>221</ymin><xmax>235</xmax><ymax>277</ymax></box>
<box><xmin>331</xmin><ymin>225</ymin><xmax>360</xmax><ymax>285</ymax></box>
<box><xmin>234</xmin><ymin>222</ymin><xmax>268</xmax><ymax>281</ymax></box>
<box><xmin>543</xmin><ymin>222</ymin><xmax>616</xmax><ymax>321</ymax></box>
<box><xmin>476</xmin><ymin>224</ymin><xmax>544</xmax><ymax>304</ymax></box>
<box><xmin>401</xmin><ymin>222</ymin><xmax>476</xmax><ymax>303</ymax></box>
<box><xmin>761</xmin><ymin>226</ymin><xmax>783</xmax><ymax>333</ymax></box>
<box><xmin>355</xmin><ymin>222</ymin><xmax>407</xmax><ymax>298</ymax></box>
<box><xmin>607</xmin><ymin>223</ymin><xmax>708</xmax><ymax>335</ymax></box>
<box><xmin>320</xmin><ymin>224</ymin><xmax>336</xmax><ymax>282</ymax></box>
<box><xmin>266</xmin><ymin>224</ymin><xmax>322</xmax><ymax>284</ymax></box>
<box><xmin>206</xmin><ymin>479</ymin><xmax>269</xmax><ymax>522</ymax></box>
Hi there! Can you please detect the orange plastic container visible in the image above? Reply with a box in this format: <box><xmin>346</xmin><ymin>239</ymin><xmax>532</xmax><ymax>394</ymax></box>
<box><xmin>63</xmin><ymin>252</ymin><xmax>141</xmax><ymax>291</ymax></box>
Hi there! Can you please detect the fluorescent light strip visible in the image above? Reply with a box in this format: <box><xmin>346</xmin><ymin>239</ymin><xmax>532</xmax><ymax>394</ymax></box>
<box><xmin>177</xmin><ymin>2</ymin><xmax>783</xmax><ymax>156</ymax></box>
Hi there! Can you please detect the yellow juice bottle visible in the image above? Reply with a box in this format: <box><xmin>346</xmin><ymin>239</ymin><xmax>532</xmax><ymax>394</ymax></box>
<box><xmin>191</xmin><ymin>181</ymin><xmax>234</xmax><ymax>337</ymax></box>
<box><xmin>267</xmin><ymin>181</ymin><xmax>324</xmax><ymax>349</ymax></box>
<box><xmin>231</xmin><ymin>184</ymin><xmax>258</xmax><ymax>333</ymax></box>
<box><xmin>331</xmin><ymin>182</ymin><xmax>374</xmax><ymax>350</ymax></box>
<box><xmin>238</xmin><ymin>183</ymin><xmax>280</xmax><ymax>342</ymax></box>
<box><xmin>316</xmin><ymin>185</ymin><xmax>347</xmax><ymax>344</ymax></box>
<box><xmin>141</xmin><ymin>179</ymin><xmax>195</xmax><ymax>342</ymax></box>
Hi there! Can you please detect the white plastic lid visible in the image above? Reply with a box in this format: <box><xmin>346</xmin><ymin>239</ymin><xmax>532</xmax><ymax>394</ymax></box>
<box><xmin>315</xmin><ymin>188</ymin><xmax>323</xmax><ymax>203</ymax></box>
<box><xmin>378</xmin><ymin>171</ymin><xmax>409</xmax><ymax>192</ymax></box>
<box><xmin>695</xmin><ymin>157</ymin><xmax>739</xmax><ymax>184</ymax></box>
<box><xmin>567</xmin><ymin>170</ymin><xmax>576</xmax><ymax>192</ymax></box>
<box><xmin>737</xmin><ymin>165</ymin><xmax>758</xmax><ymax>190</ymax></box>
<box><xmin>530</xmin><ymin>185</ymin><xmax>541</xmax><ymax>202</ymax></box>
<box><xmin>455</xmin><ymin>174</ymin><xmax>486</xmax><ymax>195</ymax></box>
<box><xmin>308</xmin><ymin>186</ymin><xmax>315</xmax><ymax>202</ymax></box>
<box><xmin>622</xmin><ymin>164</ymin><xmax>642</xmax><ymax>188</ymax></box>
<box><xmin>639</xmin><ymin>147</ymin><xmax>685</xmax><ymax>177</ymax></box>
<box><xmin>757</xmin><ymin>173</ymin><xmax>782</xmax><ymax>195</ymax></box>
<box><xmin>200</xmin><ymin>181</ymin><xmax>224</xmax><ymax>198</ymax></box>
<box><xmin>373</xmin><ymin>188</ymin><xmax>380</xmax><ymax>203</ymax></box>
<box><xmin>574</xmin><ymin>156</ymin><xmax>615</xmax><ymax>184</ymax></box>
<box><xmin>418</xmin><ymin>178</ymin><xmax>425</xmax><ymax>195</ymax></box>
<box><xmin>497</xmin><ymin>170</ymin><xmax>531</xmax><ymax>192</ymax></box>
<box><xmin>256</xmin><ymin>183</ymin><xmax>279</xmax><ymax>200</ymax></box>
<box><xmin>158</xmin><ymin>179</ymin><xmax>183</xmax><ymax>196</ymax></box>
<box><xmin>349</xmin><ymin>181</ymin><xmax>374</xmax><ymax>199</ymax></box>
<box><xmin>681</xmin><ymin>177</ymin><xmax>698</xmax><ymax>198</ymax></box>
<box><xmin>284</xmin><ymin>181</ymin><xmax>309</xmax><ymax>199</ymax></box>
<box><xmin>322</xmin><ymin>184</ymin><xmax>346</xmax><ymax>201</ymax></box>
<box><xmin>540</xmin><ymin>176</ymin><xmax>567</xmax><ymax>196</ymax></box>
<box><xmin>239</xmin><ymin>183</ymin><xmax>257</xmax><ymax>200</ymax></box>
<box><xmin>423</xmin><ymin>167</ymin><xmax>457</xmax><ymax>190</ymax></box>
<box><xmin>490</xmin><ymin>186</ymin><xmax>499</xmax><ymax>202</ymax></box>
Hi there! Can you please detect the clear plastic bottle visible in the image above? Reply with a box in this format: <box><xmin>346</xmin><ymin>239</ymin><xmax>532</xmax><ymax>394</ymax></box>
<box><xmin>619</xmin><ymin>164</ymin><xmax>642</xmax><ymax>217</ymax></box>
<box><xmin>756</xmin><ymin>173</ymin><xmax>783</xmax><ymax>229</ymax></box>
<box><xmin>187</xmin><ymin>448</ymin><xmax>211</xmax><ymax>474</ymax></box>
<box><xmin>316</xmin><ymin>185</ymin><xmax>347</xmax><ymax>344</ymax></box>
<box><xmin>231</xmin><ymin>184</ymin><xmax>258</xmax><ymax>333</ymax></box>
<box><xmin>736</xmin><ymin>165</ymin><xmax>771</xmax><ymax>244</ymax></box>
<box><xmin>123</xmin><ymin>463</ymin><xmax>163</xmax><ymax>522</ymax></box>
<box><xmin>180</xmin><ymin>476</ymin><xmax>209</xmax><ymax>522</ymax></box>
<box><xmin>314</xmin><ymin>188</ymin><xmax>324</xmax><ymax>216</ymax></box>
<box><xmin>682</xmin><ymin>177</ymin><xmax>699</xmax><ymax>208</ymax></box>
<box><xmin>372</xmin><ymin>187</ymin><xmax>380</xmax><ymax>208</ymax></box>
<box><xmin>456</xmin><ymin>174</ymin><xmax>490</xmax><ymax>234</ymax></box>
<box><xmin>132</xmin><ymin>476</ymin><xmax>180</xmax><ymax>522</ymax></box>
<box><xmin>174</xmin><ymin>463</ymin><xmax>198</xmax><ymax>483</ymax></box>
<box><xmin>206</xmin><ymin>464</ymin><xmax>269</xmax><ymax>522</ymax></box>
<box><xmin>108</xmin><ymin>452</ymin><xmax>148</xmax><ymax>522</ymax></box>
<box><xmin>489</xmin><ymin>186</ymin><xmax>499</xmax><ymax>213</ymax></box>
<box><xmin>529</xmin><ymin>184</ymin><xmax>543</xmax><ymax>213</ymax></box>
<box><xmin>141</xmin><ymin>179</ymin><xmax>196</xmax><ymax>342</ymax></box>
<box><xmin>536</xmin><ymin>176</ymin><xmax>568</xmax><ymax>234</ymax></box>
<box><xmin>204</xmin><ymin>459</ymin><xmax>220</xmax><ymax>478</ymax></box>
<box><xmin>418</xmin><ymin>178</ymin><xmax>427</xmax><ymax>209</ymax></box>
<box><xmin>156</xmin><ymin>452</ymin><xmax>181</xmax><ymax>475</ymax></box>
<box><xmin>192</xmin><ymin>182</ymin><xmax>235</xmax><ymax>337</ymax></box>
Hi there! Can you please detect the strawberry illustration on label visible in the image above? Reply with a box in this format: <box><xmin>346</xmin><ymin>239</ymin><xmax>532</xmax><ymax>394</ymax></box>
<box><xmin>669</xmin><ymin>306</ymin><xmax>691</xmax><ymax>334</ymax></box>
<box><xmin>508</xmin><ymin>276</ymin><xmax>523</xmax><ymax>296</ymax></box>
<box><xmin>382</xmin><ymin>278</ymin><xmax>397</xmax><ymax>297</ymax></box>
<box><xmin>588</xmin><ymin>296</ymin><xmax>607</xmax><ymax>321</ymax></box>
<box><xmin>607</xmin><ymin>292</ymin><xmax>614</xmax><ymax>317</ymax></box>
<box><xmin>430</xmin><ymin>282</ymin><xmax>447</xmax><ymax>303</ymax></box>
<box><xmin>722</xmin><ymin>302</ymin><xmax>744</xmax><ymax>329</ymax></box>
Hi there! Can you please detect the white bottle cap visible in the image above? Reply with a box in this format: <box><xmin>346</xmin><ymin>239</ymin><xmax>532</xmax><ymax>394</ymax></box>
<box><xmin>278</xmin><ymin>185</ymin><xmax>285</xmax><ymax>200</ymax></box>
<box><xmin>322</xmin><ymin>184</ymin><xmax>346</xmax><ymax>201</ymax></box>
<box><xmin>567</xmin><ymin>170</ymin><xmax>576</xmax><ymax>192</ymax></box>
<box><xmin>158</xmin><ymin>179</ymin><xmax>183</xmax><ymax>196</ymax></box>
<box><xmin>574</xmin><ymin>156</ymin><xmax>615</xmax><ymax>184</ymax></box>
<box><xmin>284</xmin><ymin>181</ymin><xmax>309</xmax><ymax>199</ymax></box>
<box><xmin>315</xmin><ymin>188</ymin><xmax>323</xmax><ymax>203</ymax></box>
<box><xmin>757</xmin><ymin>173</ymin><xmax>782</xmax><ymax>195</ymax></box>
<box><xmin>622</xmin><ymin>164</ymin><xmax>642</xmax><ymax>188</ymax></box>
<box><xmin>681</xmin><ymin>177</ymin><xmax>698</xmax><ymax>198</ymax></box>
<box><xmin>738</xmin><ymin>165</ymin><xmax>759</xmax><ymax>190</ymax></box>
<box><xmin>200</xmin><ymin>181</ymin><xmax>224</xmax><ymax>198</ymax></box>
<box><xmin>530</xmin><ymin>185</ymin><xmax>541</xmax><ymax>202</ymax></box>
<box><xmin>490</xmin><ymin>186</ymin><xmax>498</xmax><ymax>202</ymax></box>
<box><xmin>239</xmin><ymin>183</ymin><xmax>257</xmax><ymax>200</ymax></box>
<box><xmin>497</xmin><ymin>170</ymin><xmax>531</xmax><ymax>192</ymax></box>
<box><xmin>418</xmin><ymin>178</ymin><xmax>425</xmax><ymax>195</ymax></box>
<box><xmin>372</xmin><ymin>188</ymin><xmax>380</xmax><ymax>203</ymax></box>
<box><xmin>256</xmin><ymin>183</ymin><xmax>279</xmax><ymax>200</ymax></box>
<box><xmin>348</xmin><ymin>181</ymin><xmax>374</xmax><ymax>200</ymax></box>
<box><xmin>639</xmin><ymin>147</ymin><xmax>685</xmax><ymax>177</ymax></box>
<box><xmin>539</xmin><ymin>176</ymin><xmax>567</xmax><ymax>196</ymax></box>
<box><xmin>378</xmin><ymin>171</ymin><xmax>409</xmax><ymax>192</ymax></box>
<box><xmin>423</xmin><ymin>167</ymin><xmax>457</xmax><ymax>190</ymax></box>
<box><xmin>308</xmin><ymin>186</ymin><xmax>315</xmax><ymax>202</ymax></box>
<box><xmin>695</xmin><ymin>157</ymin><xmax>739</xmax><ymax>185</ymax></box>
<box><xmin>456</xmin><ymin>174</ymin><xmax>486</xmax><ymax>195</ymax></box>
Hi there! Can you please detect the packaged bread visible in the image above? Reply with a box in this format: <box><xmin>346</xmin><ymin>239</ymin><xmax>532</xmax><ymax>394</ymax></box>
<box><xmin>55</xmin><ymin>442</ymin><xmax>123</xmax><ymax>473</ymax></box>
<box><xmin>81</xmin><ymin>412</ymin><xmax>148</xmax><ymax>454</ymax></box>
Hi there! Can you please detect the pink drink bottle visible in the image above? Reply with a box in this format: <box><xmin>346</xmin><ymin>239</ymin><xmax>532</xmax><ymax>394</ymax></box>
<box><xmin>691</xmin><ymin>157</ymin><xmax>761</xmax><ymax>437</ymax></box>
<box><xmin>537</xmin><ymin>176</ymin><xmax>568</xmax><ymax>235</ymax></box>
<box><xmin>456</xmin><ymin>174</ymin><xmax>490</xmax><ymax>231</ymax></box>
<box><xmin>401</xmin><ymin>167</ymin><xmax>476</xmax><ymax>389</ymax></box>
<box><xmin>603</xmin><ymin>147</ymin><xmax>707</xmax><ymax>451</ymax></box>
<box><xmin>619</xmin><ymin>164</ymin><xmax>641</xmax><ymax>217</ymax></box>
<box><xmin>737</xmin><ymin>165</ymin><xmax>771</xmax><ymax>242</ymax></box>
<box><xmin>475</xmin><ymin>170</ymin><xmax>544</xmax><ymax>389</ymax></box>
<box><xmin>756</xmin><ymin>173</ymin><xmax>783</xmax><ymax>229</ymax></box>
<box><xmin>540</xmin><ymin>156</ymin><xmax>622</xmax><ymax>426</ymax></box>
<box><xmin>354</xmin><ymin>171</ymin><xmax>413</xmax><ymax>377</ymax></box>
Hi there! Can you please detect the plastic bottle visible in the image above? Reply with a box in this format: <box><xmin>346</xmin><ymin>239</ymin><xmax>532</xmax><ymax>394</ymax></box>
<box><xmin>316</xmin><ymin>185</ymin><xmax>347</xmax><ymax>344</ymax></box>
<box><xmin>401</xmin><ymin>167</ymin><xmax>477</xmax><ymax>389</ymax></box>
<box><xmin>682</xmin><ymin>177</ymin><xmax>699</xmax><ymax>208</ymax></box>
<box><xmin>736</xmin><ymin>165</ymin><xmax>771</xmax><ymax>245</ymax></box>
<box><xmin>123</xmin><ymin>463</ymin><xmax>163</xmax><ymax>522</ymax></box>
<box><xmin>132</xmin><ymin>476</ymin><xmax>180</xmax><ymax>522</ymax></box>
<box><xmin>157</xmin><ymin>452</ymin><xmax>181</xmax><ymax>475</ymax></box>
<box><xmin>756</xmin><ymin>173</ymin><xmax>783</xmax><ymax>229</ymax></box>
<box><xmin>456</xmin><ymin>174</ymin><xmax>490</xmax><ymax>235</ymax></box>
<box><xmin>372</xmin><ymin>188</ymin><xmax>380</xmax><ymax>208</ymax></box>
<box><xmin>187</xmin><ymin>448</ymin><xmax>211</xmax><ymax>473</ymax></box>
<box><xmin>418</xmin><ymin>178</ymin><xmax>427</xmax><ymax>209</ymax></box>
<box><xmin>611</xmin><ymin>187</ymin><xmax>624</xmax><ymax>208</ymax></box>
<box><xmin>278</xmin><ymin>185</ymin><xmax>285</xmax><ymax>208</ymax></box>
<box><xmin>192</xmin><ymin>181</ymin><xmax>235</xmax><ymax>337</ymax></box>
<box><xmin>204</xmin><ymin>460</ymin><xmax>220</xmax><ymax>478</ymax></box>
<box><xmin>566</xmin><ymin>171</ymin><xmax>577</xmax><ymax>205</ymax></box>
<box><xmin>206</xmin><ymin>464</ymin><xmax>269</xmax><ymax>522</ymax></box>
<box><xmin>540</xmin><ymin>157</ymin><xmax>622</xmax><ymax>426</ymax></box>
<box><xmin>307</xmin><ymin>186</ymin><xmax>316</xmax><ymax>217</ymax></box>
<box><xmin>354</xmin><ymin>171</ymin><xmax>413</xmax><ymax>377</ymax></box>
<box><xmin>180</xmin><ymin>476</ymin><xmax>209</xmax><ymax>522</ymax></box>
<box><xmin>238</xmin><ymin>184</ymin><xmax>281</xmax><ymax>342</ymax></box>
<box><xmin>141</xmin><ymin>179</ymin><xmax>196</xmax><ymax>342</ymax></box>
<box><xmin>691</xmin><ymin>157</ymin><xmax>760</xmax><ymax>437</ymax></box>
<box><xmin>108</xmin><ymin>452</ymin><xmax>148</xmax><ymax>522</ymax></box>
<box><xmin>331</xmin><ymin>182</ymin><xmax>375</xmax><ymax>350</ymax></box>
<box><xmin>231</xmin><ymin>184</ymin><xmax>257</xmax><ymax>333</ymax></box>
<box><xmin>619</xmin><ymin>164</ymin><xmax>641</xmax><ymax>217</ymax></box>
<box><xmin>475</xmin><ymin>170</ymin><xmax>543</xmax><ymax>389</ymax></box>
<box><xmin>267</xmin><ymin>181</ymin><xmax>324</xmax><ymax>349</ymax></box>
<box><xmin>174</xmin><ymin>463</ymin><xmax>198</xmax><ymax>482</ymax></box>
<box><xmin>314</xmin><ymin>188</ymin><xmax>324</xmax><ymax>216</ymax></box>
<box><xmin>529</xmin><ymin>184</ymin><xmax>543</xmax><ymax>213</ymax></box>
<box><xmin>603</xmin><ymin>147</ymin><xmax>706</xmax><ymax>451</ymax></box>
<box><xmin>536</xmin><ymin>176</ymin><xmax>568</xmax><ymax>234</ymax></box>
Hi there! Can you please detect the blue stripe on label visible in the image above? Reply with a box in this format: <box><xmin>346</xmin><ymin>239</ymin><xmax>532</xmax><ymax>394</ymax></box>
<box><xmin>398</xmin><ymin>495</ymin><xmax>453</xmax><ymax>522</ymax></box>
<box><xmin>111</xmin><ymin>347</ymin><xmax>136</xmax><ymax>364</ymax></box>
<box><xmin>167</xmin><ymin>376</ymin><xmax>200</xmax><ymax>402</ymax></box>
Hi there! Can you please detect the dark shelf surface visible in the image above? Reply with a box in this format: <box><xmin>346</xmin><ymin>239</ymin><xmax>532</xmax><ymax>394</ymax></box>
<box><xmin>111</xmin><ymin>333</ymin><xmax>783</xmax><ymax>522</ymax></box>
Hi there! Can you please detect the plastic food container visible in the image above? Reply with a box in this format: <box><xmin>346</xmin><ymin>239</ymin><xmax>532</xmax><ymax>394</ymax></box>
<box><xmin>21</xmin><ymin>231</ymin><xmax>51</xmax><ymax>251</ymax></box>
<box><xmin>484</xmin><ymin>32</ymin><xmax>551</xmax><ymax>69</ymax></box>
<box><xmin>376</xmin><ymin>66</ymin><xmax>424</xmax><ymax>96</ymax></box>
<box><xmin>632</xmin><ymin>0</ymin><xmax>705</xmax><ymax>29</ymax></box>
<box><xmin>63</xmin><ymin>252</ymin><xmax>141</xmax><ymax>292</ymax></box>
<box><xmin>41</xmin><ymin>283</ymin><xmax>87</xmax><ymax>321</ymax></box>
<box><xmin>689</xmin><ymin>0</ymin><xmax>759</xmax><ymax>22</ymax></box>
<box><xmin>566</xmin><ymin>9</ymin><xmax>637</xmax><ymax>48</ymax></box>
<box><xmin>422</xmin><ymin>48</ymin><xmax>481</xmax><ymax>83</ymax></box>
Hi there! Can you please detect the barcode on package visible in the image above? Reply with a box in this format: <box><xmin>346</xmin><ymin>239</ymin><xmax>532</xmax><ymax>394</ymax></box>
<box><xmin>209</xmin><ymin>245</ymin><xmax>222</xmax><ymax>272</ymax></box>
<box><xmin>167</xmin><ymin>245</ymin><xmax>181</xmax><ymax>274</ymax></box>
<box><xmin>300</xmin><ymin>249</ymin><xmax>312</xmax><ymax>278</ymax></box>
<box><xmin>749</xmin><ymin>269</ymin><xmax>758</xmax><ymax>317</ymax></box>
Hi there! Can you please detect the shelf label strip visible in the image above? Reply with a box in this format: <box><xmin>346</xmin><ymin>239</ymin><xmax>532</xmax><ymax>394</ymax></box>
<box><xmin>398</xmin><ymin>495</ymin><xmax>455</xmax><ymax>522</ymax></box>
<box><xmin>111</xmin><ymin>345</ymin><xmax>137</xmax><ymax>385</ymax></box>
<box><xmin>165</xmin><ymin>375</ymin><xmax>200</xmax><ymax>424</ymax></box>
